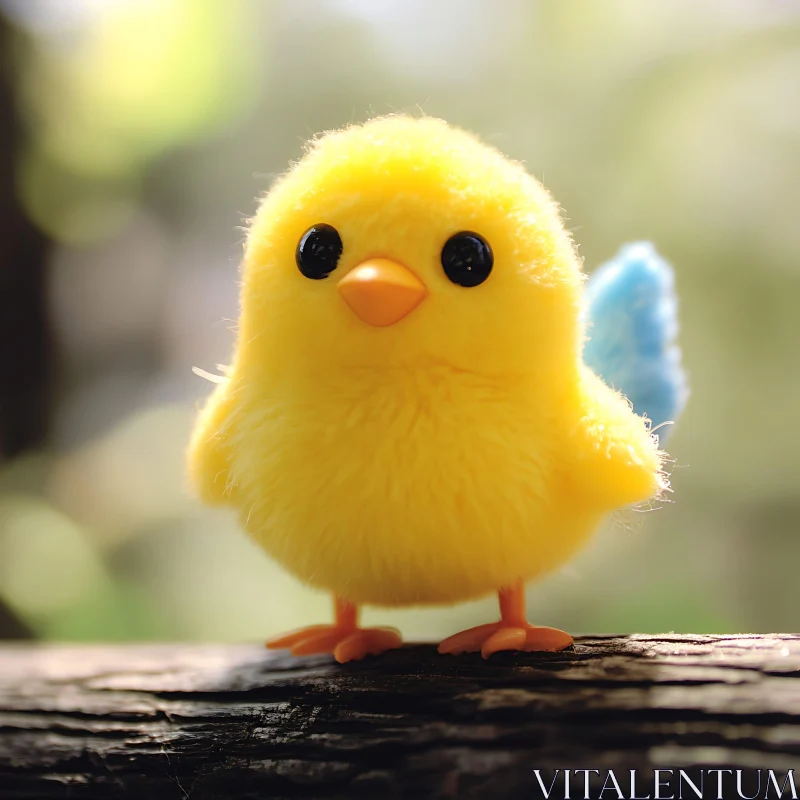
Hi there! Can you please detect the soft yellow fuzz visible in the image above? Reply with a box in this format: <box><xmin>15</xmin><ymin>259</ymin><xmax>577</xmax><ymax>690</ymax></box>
<box><xmin>188</xmin><ymin>115</ymin><xmax>665</xmax><ymax>607</ymax></box>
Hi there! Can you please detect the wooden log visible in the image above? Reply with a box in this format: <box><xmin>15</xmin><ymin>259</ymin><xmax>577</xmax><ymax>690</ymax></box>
<box><xmin>1</xmin><ymin>635</ymin><xmax>799</xmax><ymax>798</ymax></box>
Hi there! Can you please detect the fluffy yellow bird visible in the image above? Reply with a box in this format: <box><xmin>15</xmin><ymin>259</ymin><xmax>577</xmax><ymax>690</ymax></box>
<box><xmin>188</xmin><ymin>115</ymin><xmax>667</xmax><ymax>663</ymax></box>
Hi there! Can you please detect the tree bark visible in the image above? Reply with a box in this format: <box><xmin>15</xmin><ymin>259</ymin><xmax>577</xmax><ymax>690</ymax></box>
<box><xmin>1</xmin><ymin>635</ymin><xmax>799</xmax><ymax>799</ymax></box>
<box><xmin>0</xmin><ymin>13</ymin><xmax>53</xmax><ymax>460</ymax></box>
<box><xmin>0</xmin><ymin>12</ymin><xmax>54</xmax><ymax>643</ymax></box>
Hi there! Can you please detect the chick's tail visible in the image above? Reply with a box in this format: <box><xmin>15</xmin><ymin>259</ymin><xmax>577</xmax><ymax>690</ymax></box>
<box><xmin>582</xmin><ymin>242</ymin><xmax>688</xmax><ymax>445</ymax></box>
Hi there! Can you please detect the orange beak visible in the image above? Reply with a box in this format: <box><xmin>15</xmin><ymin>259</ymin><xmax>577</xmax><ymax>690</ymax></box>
<box><xmin>337</xmin><ymin>258</ymin><xmax>427</xmax><ymax>327</ymax></box>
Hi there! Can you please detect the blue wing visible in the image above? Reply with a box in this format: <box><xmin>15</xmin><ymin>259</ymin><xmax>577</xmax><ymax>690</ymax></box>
<box><xmin>582</xmin><ymin>242</ymin><xmax>688</xmax><ymax>445</ymax></box>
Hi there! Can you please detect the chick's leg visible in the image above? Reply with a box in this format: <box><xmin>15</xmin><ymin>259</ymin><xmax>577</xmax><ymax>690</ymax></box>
<box><xmin>437</xmin><ymin>581</ymin><xmax>573</xmax><ymax>658</ymax></box>
<box><xmin>266</xmin><ymin>597</ymin><xmax>402</xmax><ymax>663</ymax></box>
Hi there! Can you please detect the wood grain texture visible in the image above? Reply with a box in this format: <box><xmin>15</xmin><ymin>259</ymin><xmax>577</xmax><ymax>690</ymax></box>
<box><xmin>1</xmin><ymin>635</ymin><xmax>799</xmax><ymax>798</ymax></box>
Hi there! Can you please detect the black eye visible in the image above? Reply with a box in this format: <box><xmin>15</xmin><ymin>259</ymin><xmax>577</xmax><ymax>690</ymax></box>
<box><xmin>296</xmin><ymin>224</ymin><xmax>343</xmax><ymax>279</ymax></box>
<box><xmin>441</xmin><ymin>231</ymin><xmax>493</xmax><ymax>287</ymax></box>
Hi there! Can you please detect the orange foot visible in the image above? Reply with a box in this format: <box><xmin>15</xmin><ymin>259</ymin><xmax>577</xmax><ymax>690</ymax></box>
<box><xmin>266</xmin><ymin>597</ymin><xmax>402</xmax><ymax>663</ymax></box>
<box><xmin>437</xmin><ymin>621</ymin><xmax>572</xmax><ymax>657</ymax></box>
<box><xmin>437</xmin><ymin>581</ymin><xmax>573</xmax><ymax>659</ymax></box>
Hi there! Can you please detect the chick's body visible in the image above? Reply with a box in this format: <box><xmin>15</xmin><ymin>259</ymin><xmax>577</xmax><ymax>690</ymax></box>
<box><xmin>201</xmin><ymin>362</ymin><xmax>604</xmax><ymax>607</ymax></box>
<box><xmin>189</xmin><ymin>116</ymin><xmax>665</xmax><ymax>657</ymax></box>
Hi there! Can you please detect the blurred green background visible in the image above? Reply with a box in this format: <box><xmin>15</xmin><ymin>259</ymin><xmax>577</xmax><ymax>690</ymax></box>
<box><xmin>0</xmin><ymin>0</ymin><xmax>798</xmax><ymax>642</ymax></box>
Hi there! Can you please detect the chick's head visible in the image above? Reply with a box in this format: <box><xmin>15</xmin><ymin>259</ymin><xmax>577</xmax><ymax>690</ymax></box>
<box><xmin>239</xmin><ymin>116</ymin><xmax>584</xmax><ymax>385</ymax></box>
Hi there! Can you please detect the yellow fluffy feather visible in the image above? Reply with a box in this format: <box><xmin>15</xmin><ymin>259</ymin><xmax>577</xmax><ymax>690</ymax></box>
<box><xmin>188</xmin><ymin>115</ymin><xmax>665</xmax><ymax>661</ymax></box>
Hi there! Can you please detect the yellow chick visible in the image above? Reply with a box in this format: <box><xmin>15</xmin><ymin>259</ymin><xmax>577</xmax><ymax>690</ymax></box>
<box><xmin>188</xmin><ymin>115</ymin><xmax>666</xmax><ymax>663</ymax></box>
